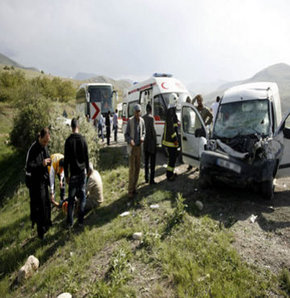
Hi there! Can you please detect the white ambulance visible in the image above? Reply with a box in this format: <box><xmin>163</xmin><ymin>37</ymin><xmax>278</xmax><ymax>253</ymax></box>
<box><xmin>122</xmin><ymin>73</ymin><xmax>192</xmax><ymax>144</ymax></box>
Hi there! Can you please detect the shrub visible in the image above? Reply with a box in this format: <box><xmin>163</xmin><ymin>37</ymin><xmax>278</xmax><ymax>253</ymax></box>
<box><xmin>10</xmin><ymin>93</ymin><xmax>50</xmax><ymax>151</ymax></box>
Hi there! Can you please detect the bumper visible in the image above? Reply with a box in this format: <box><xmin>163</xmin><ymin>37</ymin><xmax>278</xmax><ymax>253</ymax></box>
<box><xmin>200</xmin><ymin>150</ymin><xmax>276</xmax><ymax>186</ymax></box>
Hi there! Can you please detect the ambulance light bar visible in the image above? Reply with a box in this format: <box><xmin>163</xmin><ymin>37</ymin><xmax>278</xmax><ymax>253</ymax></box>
<box><xmin>153</xmin><ymin>73</ymin><xmax>173</xmax><ymax>78</ymax></box>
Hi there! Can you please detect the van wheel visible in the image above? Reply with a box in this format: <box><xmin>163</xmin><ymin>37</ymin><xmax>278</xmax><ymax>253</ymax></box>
<box><xmin>260</xmin><ymin>179</ymin><xmax>274</xmax><ymax>200</ymax></box>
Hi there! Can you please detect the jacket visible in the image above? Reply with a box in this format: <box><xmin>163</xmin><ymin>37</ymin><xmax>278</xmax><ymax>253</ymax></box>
<box><xmin>162</xmin><ymin>107</ymin><xmax>179</xmax><ymax>148</ymax></box>
<box><xmin>125</xmin><ymin>116</ymin><xmax>145</xmax><ymax>155</ymax></box>
<box><xmin>143</xmin><ymin>113</ymin><xmax>156</xmax><ymax>154</ymax></box>
<box><xmin>64</xmin><ymin>133</ymin><xmax>89</xmax><ymax>178</ymax></box>
<box><xmin>25</xmin><ymin>140</ymin><xmax>50</xmax><ymax>186</ymax></box>
<box><xmin>48</xmin><ymin>153</ymin><xmax>64</xmax><ymax>194</ymax></box>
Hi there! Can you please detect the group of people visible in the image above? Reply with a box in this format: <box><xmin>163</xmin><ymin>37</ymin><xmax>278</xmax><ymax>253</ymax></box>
<box><xmin>25</xmin><ymin>118</ymin><xmax>103</xmax><ymax>239</ymax></box>
<box><xmin>25</xmin><ymin>94</ymin><xmax>216</xmax><ymax>237</ymax></box>
<box><xmin>125</xmin><ymin>93</ymin><xmax>216</xmax><ymax>198</ymax></box>
<box><xmin>95</xmin><ymin>109</ymin><xmax>118</xmax><ymax>145</ymax></box>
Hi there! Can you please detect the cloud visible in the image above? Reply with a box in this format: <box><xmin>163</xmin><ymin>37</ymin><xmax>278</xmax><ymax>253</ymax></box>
<box><xmin>0</xmin><ymin>0</ymin><xmax>290</xmax><ymax>83</ymax></box>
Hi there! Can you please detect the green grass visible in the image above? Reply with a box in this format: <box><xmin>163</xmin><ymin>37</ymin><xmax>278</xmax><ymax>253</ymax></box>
<box><xmin>0</xmin><ymin>137</ymin><xmax>288</xmax><ymax>296</ymax></box>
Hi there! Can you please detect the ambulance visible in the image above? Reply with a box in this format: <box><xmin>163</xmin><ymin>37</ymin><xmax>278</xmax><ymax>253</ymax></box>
<box><xmin>122</xmin><ymin>73</ymin><xmax>192</xmax><ymax>144</ymax></box>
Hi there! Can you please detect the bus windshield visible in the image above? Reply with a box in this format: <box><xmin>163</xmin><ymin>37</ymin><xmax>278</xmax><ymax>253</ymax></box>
<box><xmin>88</xmin><ymin>86</ymin><xmax>113</xmax><ymax>113</ymax></box>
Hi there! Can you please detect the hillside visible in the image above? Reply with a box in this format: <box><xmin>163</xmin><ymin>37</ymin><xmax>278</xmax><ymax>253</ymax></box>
<box><xmin>0</xmin><ymin>52</ymin><xmax>39</xmax><ymax>72</ymax></box>
<box><xmin>204</xmin><ymin>63</ymin><xmax>290</xmax><ymax>114</ymax></box>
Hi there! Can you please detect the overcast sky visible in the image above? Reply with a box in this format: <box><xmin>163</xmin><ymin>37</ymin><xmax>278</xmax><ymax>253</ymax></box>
<box><xmin>0</xmin><ymin>0</ymin><xmax>289</xmax><ymax>84</ymax></box>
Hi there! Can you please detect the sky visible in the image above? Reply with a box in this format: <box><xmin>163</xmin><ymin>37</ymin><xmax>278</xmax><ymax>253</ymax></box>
<box><xmin>0</xmin><ymin>0</ymin><xmax>290</xmax><ymax>84</ymax></box>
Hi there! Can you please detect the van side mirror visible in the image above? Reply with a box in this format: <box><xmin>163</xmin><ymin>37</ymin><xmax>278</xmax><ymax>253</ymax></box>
<box><xmin>283</xmin><ymin>127</ymin><xmax>290</xmax><ymax>139</ymax></box>
<box><xmin>195</xmin><ymin>128</ymin><xmax>206</xmax><ymax>138</ymax></box>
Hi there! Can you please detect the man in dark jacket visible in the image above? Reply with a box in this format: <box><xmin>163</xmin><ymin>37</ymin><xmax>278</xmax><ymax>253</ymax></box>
<box><xmin>25</xmin><ymin>127</ymin><xmax>52</xmax><ymax>239</ymax></box>
<box><xmin>143</xmin><ymin>103</ymin><xmax>157</xmax><ymax>184</ymax></box>
<box><xmin>64</xmin><ymin>118</ymin><xmax>89</xmax><ymax>227</ymax></box>
<box><xmin>162</xmin><ymin>93</ymin><xmax>179</xmax><ymax>181</ymax></box>
<box><xmin>105</xmin><ymin>111</ymin><xmax>111</xmax><ymax>145</ymax></box>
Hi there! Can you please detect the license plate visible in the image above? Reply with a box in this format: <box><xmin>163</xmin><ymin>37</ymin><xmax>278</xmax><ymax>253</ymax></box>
<box><xmin>216</xmin><ymin>158</ymin><xmax>241</xmax><ymax>174</ymax></box>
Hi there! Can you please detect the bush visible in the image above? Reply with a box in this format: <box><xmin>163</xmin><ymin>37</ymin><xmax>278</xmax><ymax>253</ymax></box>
<box><xmin>10</xmin><ymin>93</ymin><xmax>50</xmax><ymax>151</ymax></box>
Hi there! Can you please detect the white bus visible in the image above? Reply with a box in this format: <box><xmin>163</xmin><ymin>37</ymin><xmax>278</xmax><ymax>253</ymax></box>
<box><xmin>76</xmin><ymin>83</ymin><xmax>118</xmax><ymax>122</ymax></box>
<box><xmin>122</xmin><ymin>73</ymin><xmax>192</xmax><ymax>144</ymax></box>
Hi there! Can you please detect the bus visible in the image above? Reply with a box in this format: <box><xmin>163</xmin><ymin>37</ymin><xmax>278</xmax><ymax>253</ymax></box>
<box><xmin>76</xmin><ymin>83</ymin><xmax>118</xmax><ymax>122</ymax></box>
<box><xmin>122</xmin><ymin>73</ymin><xmax>192</xmax><ymax>144</ymax></box>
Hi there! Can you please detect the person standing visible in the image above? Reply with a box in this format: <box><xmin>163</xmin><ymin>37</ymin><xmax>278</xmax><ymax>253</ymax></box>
<box><xmin>48</xmin><ymin>153</ymin><xmax>65</xmax><ymax>207</ymax></box>
<box><xmin>143</xmin><ymin>103</ymin><xmax>157</xmax><ymax>184</ymax></box>
<box><xmin>125</xmin><ymin>104</ymin><xmax>145</xmax><ymax>198</ymax></box>
<box><xmin>113</xmin><ymin>109</ymin><xmax>118</xmax><ymax>142</ymax></box>
<box><xmin>162</xmin><ymin>93</ymin><xmax>179</xmax><ymax>181</ymax></box>
<box><xmin>64</xmin><ymin>118</ymin><xmax>89</xmax><ymax>227</ymax></box>
<box><xmin>192</xmin><ymin>94</ymin><xmax>213</xmax><ymax>126</ymax></box>
<box><xmin>210</xmin><ymin>96</ymin><xmax>220</xmax><ymax>123</ymax></box>
<box><xmin>25</xmin><ymin>127</ymin><xmax>52</xmax><ymax>239</ymax></box>
<box><xmin>105</xmin><ymin>111</ymin><xmax>111</xmax><ymax>145</ymax></box>
<box><xmin>97</xmin><ymin>114</ymin><xmax>104</xmax><ymax>142</ymax></box>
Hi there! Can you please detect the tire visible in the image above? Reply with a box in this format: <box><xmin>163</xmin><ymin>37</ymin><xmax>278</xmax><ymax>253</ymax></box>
<box><xmin>260</xmin><ymin>179</ymin><xmax>274</xmax><ymax>200</ymax></box>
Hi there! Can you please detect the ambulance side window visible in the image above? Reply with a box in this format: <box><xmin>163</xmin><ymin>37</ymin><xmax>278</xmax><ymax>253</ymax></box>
<box><xmin>140</xmin><ymin>89</ymin><xmax>153</xmax><ymax>115</ymax></box>
<box><xmin>153</xmin><ymin>95</ymin><xmax>166</xmax><ymax>121</ymax></box>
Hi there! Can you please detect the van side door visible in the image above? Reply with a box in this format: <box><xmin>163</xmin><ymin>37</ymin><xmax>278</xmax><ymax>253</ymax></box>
<box><xmin>275</xmin><ymin>112</ymin><xmax>290</xmax><ymax>177</ymax></box>
<box><xmin>181</xmin><ymin>103</ymin><xmax>208</xmax><ymax>167</ymax></box>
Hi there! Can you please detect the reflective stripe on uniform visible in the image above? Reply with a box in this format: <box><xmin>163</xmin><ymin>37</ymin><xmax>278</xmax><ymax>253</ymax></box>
<box><xmin>171</xmin><ymin>132</ymin><xmax>176</xmax><ymax>138</ymax></box>
<box><xmin>162</xmin><ymin>140</ymin><xmax>178</xmax><ymax>148</ymax></box>
<box><xmin>167</xmin><ymin>165</ymin><xmax>174</xmax><ymax>172</ymax></box>
<box><xmin>174</xmin><ymin>123</ymin><xmax>178</xmax><ymax>127</ymax></box>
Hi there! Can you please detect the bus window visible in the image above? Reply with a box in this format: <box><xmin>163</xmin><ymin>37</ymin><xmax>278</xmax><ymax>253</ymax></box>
<box><xmin>153</xmin><ymin>95</ymin><xmax>166</xmax><ymax>121</ymax></box>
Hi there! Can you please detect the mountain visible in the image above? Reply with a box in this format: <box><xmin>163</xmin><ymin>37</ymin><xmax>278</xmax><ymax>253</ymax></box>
<box><xmin>0</xmin><ymin>52</ymin><xmax>39</xmax><ymax>72</ymax></box>
<box><xmin>74</xmin><ymin>72</ymin><xmax>98</xmax><ymax>80</ymax></box>
<box><xmin>204</xmin><ymin>63</ymin><xmax>290</xmax><ymax>114</ymax></box>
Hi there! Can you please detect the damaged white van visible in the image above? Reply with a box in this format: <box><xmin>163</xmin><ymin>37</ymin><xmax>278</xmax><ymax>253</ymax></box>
<box><xmin>181</xmin><ymin>82</ymin><xmax>290</xmax><ymax>200</ymax></box>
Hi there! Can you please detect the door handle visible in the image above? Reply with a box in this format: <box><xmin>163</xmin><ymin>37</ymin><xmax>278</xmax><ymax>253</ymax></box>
<box><xmin>183</xmin><ymin>136</ymin><xmax>187</xmax><ymax>141</ymax></box>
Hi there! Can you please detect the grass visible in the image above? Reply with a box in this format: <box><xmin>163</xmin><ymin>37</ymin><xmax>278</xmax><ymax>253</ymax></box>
<box><xmin>0</xmin><ymin>120</ymin><xmax>288</xmax><ymax>296</ymax></box>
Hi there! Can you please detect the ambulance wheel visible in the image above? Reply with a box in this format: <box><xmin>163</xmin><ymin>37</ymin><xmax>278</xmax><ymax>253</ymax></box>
<box><xmin>260</xmin><ymin>179</ymin><xmax>274</xmax><ymax>200</ymax></box>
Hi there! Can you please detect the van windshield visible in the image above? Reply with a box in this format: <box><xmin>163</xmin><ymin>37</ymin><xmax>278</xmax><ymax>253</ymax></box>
<box><xmin>213</xmin><ymin>99</ymin><xmax>270</xmax><ymax>138</ymax></box>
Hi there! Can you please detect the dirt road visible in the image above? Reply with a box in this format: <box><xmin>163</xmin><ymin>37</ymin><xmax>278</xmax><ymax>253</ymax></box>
<box><xmin>108</xmin><ymin>132</ymin><xmax>290</xmax><ymax>275</ymax></box>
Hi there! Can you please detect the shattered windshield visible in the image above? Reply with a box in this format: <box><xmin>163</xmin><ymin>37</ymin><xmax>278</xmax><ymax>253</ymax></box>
<box><xmin>213</xmin><ymin>99</ymin><xmax>270</xmax><ymax>138</ymax></box>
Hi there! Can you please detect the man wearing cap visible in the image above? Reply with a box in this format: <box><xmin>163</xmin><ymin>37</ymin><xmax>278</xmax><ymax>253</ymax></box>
<box><xmin>125</xmin><ymin>104</ymin><xmax>145</xmax><ymax>198</ymax></box>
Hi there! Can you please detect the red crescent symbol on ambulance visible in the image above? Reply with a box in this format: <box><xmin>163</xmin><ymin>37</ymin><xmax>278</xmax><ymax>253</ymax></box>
<box><xmin>161</xmin><ymin>82</ymin><xmax>168</xmax><ymax>89</ymax></box>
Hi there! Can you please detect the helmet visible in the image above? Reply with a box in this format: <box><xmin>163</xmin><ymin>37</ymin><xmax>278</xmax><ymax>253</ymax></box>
<box><xmin>168</xmin><ymin>93</ymin><xmax>178</xmax><ymax>109</ymax></box>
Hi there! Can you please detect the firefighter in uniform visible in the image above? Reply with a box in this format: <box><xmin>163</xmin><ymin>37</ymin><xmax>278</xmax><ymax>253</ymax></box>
<box><xmin>162</xmin><ymin>93</ymin><xmax>179</xmax><ymax>181</ymax></box>
<box><xmin>48</xmin><ymin>153</ymin><xmax>65</xmax><ymax>207</ymax></box>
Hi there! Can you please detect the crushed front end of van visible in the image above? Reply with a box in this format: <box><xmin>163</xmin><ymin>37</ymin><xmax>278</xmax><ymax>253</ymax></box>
<box><xmin>199</xmin><ymin>96</ymin><xmax>283</xmax><ymax>199</ymax></box>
